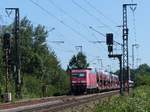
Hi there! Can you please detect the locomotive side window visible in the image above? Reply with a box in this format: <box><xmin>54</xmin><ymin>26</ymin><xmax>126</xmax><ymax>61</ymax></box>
<box><xmin>72</xmin><ymin>73</ymin><xmax>86</xmax><ymax>78</ymax></box>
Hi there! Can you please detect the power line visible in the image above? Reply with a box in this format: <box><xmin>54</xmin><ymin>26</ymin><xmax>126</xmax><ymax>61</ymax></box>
<box><xmin>47</xmin><ymin>0</ymin><xmax>120</xmax><ymax>48</ymax></box>
<box><xmin>89</xmin><ymin>26</ymin><xmax>105</xmax><ymax>37</ymax></box>
<box><xmin>47</xmin><ymin>0</ymin><xmax>101</xmax><ymax>43</ymax></box>
<box><xmin>31</xmin><ymin>0</ymin><xmax>112</xmax><ymax>46</ymax></box>
<box><xmin>48</xmin><ymin>29</ymin><xmax>104</xmax><ymax>57</ymax></box>
<box><xmin>29</xmin><ymin>0</ymin><xmax>114</xmax><ymax>66</ymax></box>
<box><xmin>49</xmin><ymin>28</ymin><xmax>77</xmax><ymax>47</ymax></box>
<box><xmin>47</xmin><ymin>43</ymin><xmax>74</xmax><ymax>54</ymax></box>
<box><xmin>71</xmin><ymin>0</ymin><xmax>119</xmax><ymax>35</ymax></box>
<box><xmin>91</xmin><ymin>33</ymin><xmax>103</xmax><ymax>43</ymax></box>
<box><xmin>29</xmin><ymin>0</ymin><xmax>90</xmax><ymax>42</ymax></box>
<box><xmin>47</xmin><ymin>0</ymin><xmax>88</xmax><ymax>29</ymax></box>
<box><xmin>31</xmin><ymin>0</ymin><xmax>106</xmax><ymax>56</ymax></box>
<box><xmin>89</xmin><ymin>26</ymin><xmax>122</xmax><ymax>46</ymax></box>
<box><xmin>83</xmin><ymin>0</ymin><xmax>118</xmax><ymax>25</ymax></box>
<box><xmin>90</xmin><ymin>27</ymin><xmax>107</xmax><ymax>51</ymax></box>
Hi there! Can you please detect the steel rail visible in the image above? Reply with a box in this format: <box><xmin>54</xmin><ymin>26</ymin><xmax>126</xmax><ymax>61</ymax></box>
<box><xmin>0</xmin><ymin>90</ymin><xmax>119</xmax><ymax>112</ymax></box>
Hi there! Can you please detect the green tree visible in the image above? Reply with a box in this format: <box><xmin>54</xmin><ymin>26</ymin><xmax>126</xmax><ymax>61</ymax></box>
<box><xmin>0</xmin><ymin>17</ymin><xmax>70</xmax><ymax>99</ymax></box>
<box><xmin>68</xmin><ymin>52</ymin><xmax>89</xmax><ymax>69</ymax></box>
<box><xmin>134</xmin><ymin>64</ymin><xmax>150</xmax><ymax>86</ymax></box>
<box><xmin>136</xmin><ymin>64</ymin><xmax>150</xmax><ymax>74</ymax></box>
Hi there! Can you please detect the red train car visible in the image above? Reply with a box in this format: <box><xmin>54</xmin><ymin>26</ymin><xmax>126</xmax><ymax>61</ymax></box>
<box><xmin>70</xmin><ymin>68</ymin><xmax>97</xmax><ymax>94</ymax></box>
<box><xmin>70</xmin><ymin>68</ymin><xmax>119</xmax><ymax>94</ymax></box>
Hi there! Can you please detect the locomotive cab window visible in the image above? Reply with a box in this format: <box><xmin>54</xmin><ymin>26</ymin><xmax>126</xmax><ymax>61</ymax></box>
<box><xmin>72</xmin><ymin>73</ymin><xmax>86</xmax><ymax>78</ymax></box>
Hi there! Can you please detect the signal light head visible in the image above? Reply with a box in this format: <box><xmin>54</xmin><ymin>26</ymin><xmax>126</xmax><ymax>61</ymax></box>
<box><xmin>3</xmin><ymin>33</ymin><xmax>11</xmax><ymax>49</ymax></box>
<box><xmin>106</xmin><ymin>33</ymin><xmax>113</xmax><ymax>45</ymax></box>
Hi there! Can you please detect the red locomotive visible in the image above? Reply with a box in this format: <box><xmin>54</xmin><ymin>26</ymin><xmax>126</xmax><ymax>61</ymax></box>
<box><xmin>70</xmin><ymin>68</ymin><xmax>119</xmax><ymax>94</ymax></box>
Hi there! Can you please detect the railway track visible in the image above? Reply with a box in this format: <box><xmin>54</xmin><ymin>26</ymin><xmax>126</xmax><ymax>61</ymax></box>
<box><xmin>0</xmin><ymin>90</ymin><xmax>119</xmax><ymax>112</ymax></box>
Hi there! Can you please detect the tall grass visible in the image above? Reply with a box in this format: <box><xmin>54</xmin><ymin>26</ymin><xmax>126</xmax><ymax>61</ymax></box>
<box><xmin>95</xmin><ymin>86</ymin><xmax>150</xmax><ymax>112</ymax></box>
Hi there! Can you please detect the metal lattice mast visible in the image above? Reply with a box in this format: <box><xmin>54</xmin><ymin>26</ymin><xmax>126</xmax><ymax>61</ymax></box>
<box><xmin>5</xmin><ymin>8</ymin><xmax>21</xmax><ymax>98</ymax></box>
<box><xmin>15</xmin><ymin>8</ymin><xmax>21</xmax><ymax>99</ymax></box>
<box><xmin>122</xmin><ymin>4</ymin><xmax>137</xmax><ymax>93</ymax></box>
<box><xmin>122</xmin><ymin>4</ymin><xmax>128</xmax><ymax>92</ymax></box>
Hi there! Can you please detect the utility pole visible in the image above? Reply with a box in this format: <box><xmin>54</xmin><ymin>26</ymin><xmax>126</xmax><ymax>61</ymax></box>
<box><xmin>122</xmin><ymin>4</ymin><xmax>137</xmax><ymax>93</ymax></box>
<box><xmin>5</xmin><ymin>8</ymin><xmax>21</xmax><ymax>99</ymax></box>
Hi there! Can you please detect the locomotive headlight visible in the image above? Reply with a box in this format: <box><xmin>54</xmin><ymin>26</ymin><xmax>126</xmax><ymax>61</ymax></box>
<box><xmin>80</xmin><ymin>80</ymin><xmax>86</xmax><ymax>83</ymax></box>
<box><xmin>72</xmin><ymin>81</ymin><xmax>77</xmax><ymax>83</ymax></box>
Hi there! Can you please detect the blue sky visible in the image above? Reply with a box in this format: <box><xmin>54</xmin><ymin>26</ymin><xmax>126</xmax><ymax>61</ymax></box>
<box><xmin>0</xmin><ymin>0</ymin><xmax>148</xmax><ymax>71</ymax></box>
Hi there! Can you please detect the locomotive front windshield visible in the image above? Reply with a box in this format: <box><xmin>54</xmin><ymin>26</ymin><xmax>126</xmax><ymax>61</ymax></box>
<box><xmin>72</xmin><ymin>73</ymin><xmax>86</xmax><ymax>78</ymax></box>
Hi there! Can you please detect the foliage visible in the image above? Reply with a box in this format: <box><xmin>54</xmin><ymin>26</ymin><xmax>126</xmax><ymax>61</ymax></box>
<box><xmin>135</xmin><ymin>73</ymin><xmax>150</xmax><ymax>86</ymax></box>
<box><xmin>95</xmin><ymin>85</ymin><xmax>150</xmax><ymax>112</ymax></box>
<box><xmin>0</xmin><ymin>17</ymin><xmax>70</xmax><ymax>100</ymax></box>
<box><xmin>114</xmin><ymin>63</ymin><xmax>150</xmax><ymax>86</ymax></box>
<box><xmin>68</xmin><ymin>52</ymin><xmax>89</xmax><ymax>69</ymax></box>
<box><xmin>95</xmin><ymin>64</ymin><xmax>150</xmax><ymax>112</ymax></box>
<box><xmin>136</xmin><ymin>64</ymin><xmax>150</xmax><ymax>74</ymax></box>
<box><xmin>133</xmin><ymin>64</ymin><xmax>150</xmax><ymax>86</ymax></box>
<box><xmin>22</xmin><ymin>75</ymin><xmax>42</xmax><ymax>98</ymax></box>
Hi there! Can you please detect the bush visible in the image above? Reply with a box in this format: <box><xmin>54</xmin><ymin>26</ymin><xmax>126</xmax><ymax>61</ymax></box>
<box><xmin>22</xmin><ymin>75</ymin><xmax>42</xmax><ymax>98</ymax></box>
<box><xmin>135</xmin><ymin>74</ymin><xmax>150</xmax><ymax>86</ymax></box>
<box><xmin>21</xmin><ymin>73</ymin><xmax>70</xmax><ymax>98</ymax></box>
<box><xmin>95</xmin><ymin>86</ymin><xmax>150</xmax><ymax>112</ymax></box>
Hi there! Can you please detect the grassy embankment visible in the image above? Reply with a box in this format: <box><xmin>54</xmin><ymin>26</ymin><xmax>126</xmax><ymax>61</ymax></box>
<box><xmin>95</xmin><ymin>85</ymin><xmax>150</xmax><ymax>112</ymax></box>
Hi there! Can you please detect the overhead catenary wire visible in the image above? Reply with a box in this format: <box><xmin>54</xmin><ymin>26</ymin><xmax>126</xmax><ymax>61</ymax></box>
<box><xmin>48</xmin><ymin>27</ymin><xmax>77</xmax><ymax>47</ymax></box>
<box><xmin>29</xmin><ymin>0</ymin><xmax>114</xmax><ymax>68</ymax></box>
<box><xmin>47</xmin><ymin>43</ymin><xmax>74</xmax><ymax>54</ymax></box>
<box><xmin>47</xmin><ymin>0</ymin><xmax>100</xmax><ymax>43</ymax></box>
<box><xmin>50</xmin><ymin>29</ymin><xmax>105</xmax><ymax>57</ymax></box>
<box><xmin>83</xmin><ymin>0</ymin><xmax>118</xmax><ymax>26</ymax></box>
<box><xmin>89</xmin><ymin>26</ymin><xmax>122</xmax><ymax>47</ymax></box>
<box><xmin>29</xmin><ymin>0</ymin><xmax>91</xmax><ymax>42</ymax></box>
<box><xmin>47</xmin><ymin>0</ymin><xmax>88</xmax><ymax>29</ymax></box>
<box><xmin>71</xmin><ymin>0</ymin><xmax>119</xmax><ymax>36</ymax></box>
<box><xmin>30</xmin><ymin>0</ymin><xmax>105</xmax><ymax>56</ymax></box>
<box><xmin>47</xmin><ymin>27</ymin><xmax>104</xmax><ymax>60</ymax></box>
<box><xmin>88</xmin><ymin>27</ymin><xmax>109</xmax><ymax>53</ymax></box>
<box><xmin>89</xmin><ymin>26</ymin><xmax>123</xmax><ymax>55</ymax></box>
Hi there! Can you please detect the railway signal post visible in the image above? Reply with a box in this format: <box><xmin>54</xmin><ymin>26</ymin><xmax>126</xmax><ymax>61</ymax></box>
<box><xmin>108</xmin><ymin>54</ymin><xmax>123</xmax><ymax>95</ymax></box>
<box><xmin>5</xmin><ymin>8</ymin><xmax>21</xmax><ymax>99</ymax></box>
<box><xmin>106</xmin><ymin>33</ymin><xmax>123</xmax><ymax>95</ymax></box>
<box><xmin>2</xmin><ymin>33</ymin><xmax>12</xmax><ymax>102</ymax></box>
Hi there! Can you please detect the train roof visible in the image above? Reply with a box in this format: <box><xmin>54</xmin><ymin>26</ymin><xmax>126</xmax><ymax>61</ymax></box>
<box><xmin>71</xmin><ymin>68</ymin><xmax>92</xmax><ymax>70</ymax></box>
<box><xmin>112</xmin><ymin>74</ymin><xmax>118</xmax><ymax>77</ymax></box>
<box><xmin>71</xmin><ymin>68</ymin><xmax>93</xmax><ymax>73</ymax></box>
